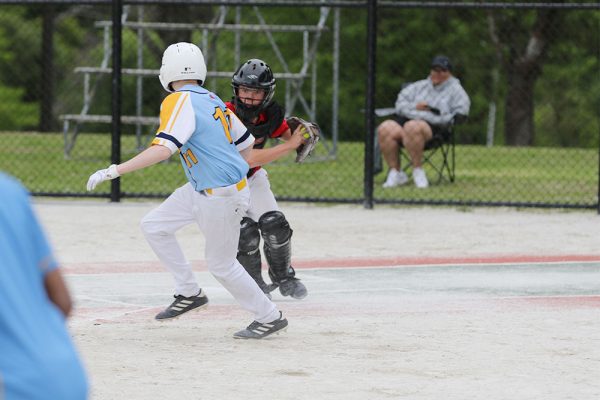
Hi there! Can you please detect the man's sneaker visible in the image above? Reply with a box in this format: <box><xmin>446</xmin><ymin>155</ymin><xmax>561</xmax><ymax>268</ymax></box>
<box><xmin>382</xmin><ymin>169</ymin><xmax>409</xmax><ymax>188</ymax></box>
<box><xmin>155</xmin><ymin>289</ymin><xmax>209</xmax><ymax>321</ymax></box>
<box><xmin>412</xmin><ymin>167</ymin><xmax>429</xmax><ymax>188</ymax></box>
<box><xmin>233</xmin><ymin>311</ymin><xmax>288</xmax><ymax>339</ymax></box>
<box><xmin>277</xmin><ymin>278</ymin><xmax>308</xmax><ymax>300</ymax></box>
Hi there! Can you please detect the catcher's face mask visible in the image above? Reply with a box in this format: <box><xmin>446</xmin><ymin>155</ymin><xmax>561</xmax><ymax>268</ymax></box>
<box><xmin>231</xmin><ymin>59</ymin><xmax>277</xmax><ymax>121</ymax></box>
<box><xmin>237</xmin><ymin>86</ymin><xmax>267</xmax><ymax>106</ymax></box>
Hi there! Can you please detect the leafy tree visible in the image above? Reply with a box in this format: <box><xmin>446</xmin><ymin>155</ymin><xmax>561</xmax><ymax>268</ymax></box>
<box><xmin>0</xmin><ymin>2</ymin><xmax>596</xmax><ymax>151</ymax></box>
<box><xmin>0</xmin><ymin>6</ymin><xmax>41</xmax><ymax>130</ymax></box>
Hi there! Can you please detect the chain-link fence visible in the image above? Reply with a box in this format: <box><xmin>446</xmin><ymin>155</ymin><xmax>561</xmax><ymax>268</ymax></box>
<box><xmin>0</xmin><ymin>1</ymin><xmax>598</xmax><ymax>210</ymax></box>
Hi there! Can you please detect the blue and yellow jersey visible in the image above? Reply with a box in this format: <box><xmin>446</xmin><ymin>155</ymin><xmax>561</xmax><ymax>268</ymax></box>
<box><xmin>152</xmin><ymin>85</ymin><xmax>255</xmax><ymax>191</ymax></box>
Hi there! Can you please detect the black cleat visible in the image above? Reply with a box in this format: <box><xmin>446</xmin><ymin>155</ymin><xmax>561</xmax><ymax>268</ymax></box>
<box><xmin>233</xmin><ymin>312</ymin><xmax>288</xmax><ymax>339</ymax></box>
<box><xmin>277</xmin><ymin>278</ymin><xmax>308</xmax><ymax>300</ymax></box>
<box><xmin>257</xmin><ymin>280</ymin><xmax>273</xmax><ymax>300</ymax></box>
<box><xmin>155</xmin><ymin>289</ymin><xmax>209</xmax><ymax>321</ymax></box>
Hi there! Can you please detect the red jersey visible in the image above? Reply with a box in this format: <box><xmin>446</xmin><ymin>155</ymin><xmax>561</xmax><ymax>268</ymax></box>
<box><xmin>225</xmin><ymin>102</ymin><xmax>289</xmax><ymax>141</ymax></box>
<box><xmin>226</xmin><ymin>101</ymin><xmax>290</xmax><ymax>177</ymax></box>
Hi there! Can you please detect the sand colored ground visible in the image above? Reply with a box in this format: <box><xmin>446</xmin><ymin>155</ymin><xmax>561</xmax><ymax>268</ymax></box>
<box><xmin>35</xmin><ymin>200</ymin><xmax>600</xmax><ymax>400</ymax></box>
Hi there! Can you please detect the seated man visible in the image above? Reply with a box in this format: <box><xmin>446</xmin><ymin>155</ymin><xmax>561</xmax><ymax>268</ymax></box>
<box><xmin>378</xmin><ymin>55</ymin><xmax>470</xmax><ymax>188</ymax></box>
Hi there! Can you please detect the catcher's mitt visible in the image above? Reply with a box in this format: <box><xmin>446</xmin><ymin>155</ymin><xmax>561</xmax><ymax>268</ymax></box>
<box><xmin>287</xmin><ymin>116</ymin><xmax>321</xmax><ymax>163</ymax></box>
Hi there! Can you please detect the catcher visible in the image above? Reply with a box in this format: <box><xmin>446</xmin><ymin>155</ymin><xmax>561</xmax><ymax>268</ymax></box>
<box><xmin>226</xmin><ymin>58</ymin><xmax>320</xmax><ymax>300</ymax></box>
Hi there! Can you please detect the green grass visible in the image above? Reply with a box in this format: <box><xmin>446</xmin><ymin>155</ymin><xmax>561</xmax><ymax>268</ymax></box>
<box><xmin>0</xmin><ymin>131</ymin><xmax>597</xmax><ymax>208</ymax></box>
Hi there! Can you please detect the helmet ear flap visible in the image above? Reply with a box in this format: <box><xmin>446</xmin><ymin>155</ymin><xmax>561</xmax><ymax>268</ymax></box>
<box><xmin>263</xmin><ymin>82</ymin><xmax>276</xmax><ymax>105</ymax></box>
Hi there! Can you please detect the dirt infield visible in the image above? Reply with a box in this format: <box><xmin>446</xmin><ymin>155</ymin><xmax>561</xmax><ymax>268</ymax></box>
<box><xmin>34</xmin><ymin>200</ymin><xmax>600</xmax><ymax>400</ymax></box>
<box><xmin>36</xmin><ymin>200</ymin><xmax>600</xmax><ymax>264</ymax></box>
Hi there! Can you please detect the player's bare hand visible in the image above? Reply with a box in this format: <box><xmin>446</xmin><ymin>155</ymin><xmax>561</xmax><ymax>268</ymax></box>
<box><xmin>416</xmin><ymin>102</ymin><xmax>429</xmax><ymax>111</ymax></box>
<box><xmin>288</xmin><ymin>125</ymin><xmax>308</xmax><ymax>149</ymax></box>
<box><xmin>86</xmin><ymin>164</ymin><xmax>120</xmax><ymax>191</ymax></box>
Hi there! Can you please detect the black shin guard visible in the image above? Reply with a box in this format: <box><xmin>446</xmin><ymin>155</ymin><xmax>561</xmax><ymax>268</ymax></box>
<box><xmin>258</xmin><ymin>211</ymin><xmax>294</xmax><ymax>283</ymax></box>
<box><xmin>237</xmin><ymin>217</ymin><xmax>267</xmax><ymax>290</ymax></box>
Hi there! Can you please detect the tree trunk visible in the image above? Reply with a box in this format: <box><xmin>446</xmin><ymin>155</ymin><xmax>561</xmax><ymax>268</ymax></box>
<box><xmin>505</xmin><ymin>61</ymin><xmax>536</xmax><ymax>146</ymax></box>
<box><xmin>502</xmin><ymin>9</ymin><xmax>558</xmax><ymax>146</ymax></box>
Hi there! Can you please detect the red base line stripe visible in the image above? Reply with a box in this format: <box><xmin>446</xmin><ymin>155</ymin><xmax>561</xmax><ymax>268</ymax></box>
<box><xmin>293</xmin><ymin>254</ymin><xmax>600</xmax><ymax>269</ymax></box>
<box><xmin>61</xmin><ymin>254</ymin><xmax>600</xmax><ymax>275</ymax></box>
<box><xmin>495</xmin><ymin>294</ymin><xmax>600</xmax><ymax>307</ymax></box>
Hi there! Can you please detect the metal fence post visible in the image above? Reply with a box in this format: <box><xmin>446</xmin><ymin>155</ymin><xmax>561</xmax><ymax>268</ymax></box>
<box><xmin>111</xmin><ymin>0</ymin><xmax>122</xmax><ymax>202</ymax></box>
<box><xmin>363</xmin><ymin>0</ymin><xmax>377</xmax><ymax>210</ymax></box>
<box><xmin>40</xmin><ymin>4</ymin><xmax>54</xmax><ymax>132</ymax></box>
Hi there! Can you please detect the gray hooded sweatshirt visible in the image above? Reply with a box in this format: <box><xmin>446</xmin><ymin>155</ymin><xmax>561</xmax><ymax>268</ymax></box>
<box><xmin>394</xmin><ymin>76</ymin><xmax>470</xmax><ymax>128</ymax></box>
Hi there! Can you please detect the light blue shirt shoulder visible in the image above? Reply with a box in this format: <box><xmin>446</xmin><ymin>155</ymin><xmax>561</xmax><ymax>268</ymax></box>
<box><xmin>0</xmin><ymin>173</ymin><xmax>88</xmax><ymax>400</ymax></box>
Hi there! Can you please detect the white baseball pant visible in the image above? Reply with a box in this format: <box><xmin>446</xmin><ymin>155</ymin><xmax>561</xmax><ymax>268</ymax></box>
<box><xmin>140</xmin><ymin>182</ymin><xmax>280</xmax><ymax>323</ymax></box>
<box><xmin>246</xmin><ymin>168</ymin><xmax>279</xmax><ymax>221</ymax></box>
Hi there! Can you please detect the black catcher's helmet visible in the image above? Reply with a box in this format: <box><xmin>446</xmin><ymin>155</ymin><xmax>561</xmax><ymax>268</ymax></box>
<box><xmin>231</xmin><ymin>59</ymin><xmax>276</xmax><ymax>121</ymax></box>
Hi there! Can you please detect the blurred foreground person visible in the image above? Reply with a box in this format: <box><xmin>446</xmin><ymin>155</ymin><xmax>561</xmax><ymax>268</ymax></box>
<box><xmin>0</xmin><ymin>172</ymin><xmax>88</xmax><ymax>399</ymax></box>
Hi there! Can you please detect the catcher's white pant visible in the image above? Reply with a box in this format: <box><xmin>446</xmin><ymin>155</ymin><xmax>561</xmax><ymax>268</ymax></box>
<box><xmin>246</xmin><ymin>168</ymin><xmax>279</xmax><ymax>221</ymax></box>
<box><xmin>140</xmin><ymin>182</ymin><xmax>280</xmax><ymax>323</ymax></box>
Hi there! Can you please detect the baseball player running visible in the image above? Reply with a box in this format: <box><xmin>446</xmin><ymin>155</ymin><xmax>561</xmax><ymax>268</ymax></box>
<box><xmin>86</xmin><ymin>43</ymin><xmax>305</xmax><ymax>339</ymax></box>
<box><xmin>226</xmin><ymin>59</ymin><xmax>311</xmax><ymax>300</ymax></box>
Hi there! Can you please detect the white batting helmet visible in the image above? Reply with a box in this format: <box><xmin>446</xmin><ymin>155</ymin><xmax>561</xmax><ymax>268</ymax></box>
<box><xmin>159</xmin><ymin>42</ymin><xmax>207</xmax><ymax>93</ymax></box>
